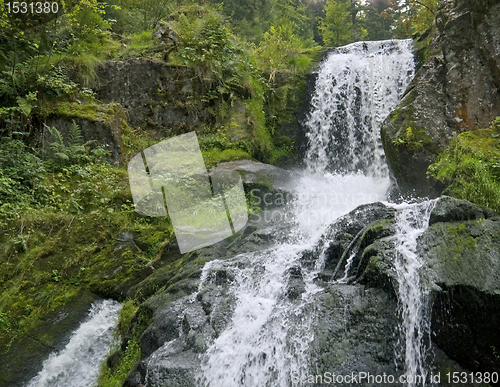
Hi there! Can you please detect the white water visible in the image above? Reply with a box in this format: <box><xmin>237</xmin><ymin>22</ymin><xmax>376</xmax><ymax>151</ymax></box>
<box><xmin>199</xmin><ymin>39</ymin><xmax>417</xmax><ymax>386</ymax></box>
<box><xmin>26</xmin><ymin>300</ymin><xmax>121</xmax><ymax>387</ymax></box>
<box><xmin>20</xmin><ymin>40</ymin><xmax>431</xmax><ymax>387</ymax></box>
<box><xmin>305</xmin><ymin>39</ymin><xmax>415</xmax><ymax>177</ymax></box>
<box><xmin>391</xmin><ymin>200</ymin><xmax>437</xmax><ymax>386</ymax></box>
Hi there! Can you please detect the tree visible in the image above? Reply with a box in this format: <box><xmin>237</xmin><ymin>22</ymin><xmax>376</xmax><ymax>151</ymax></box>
<box><xmin>319</xmin><ymin>0</ymin><xmax>353</xmax><ymax>46</ymax></box>
<box><xmin>393</xmin><ymin>0</ymin><xmax>439</xmax><ymax>37</ymax></box>
<box><xmin>363</xmin><ymin>0</ymin><xmax>397</xmax><ymax>41</ymax></box>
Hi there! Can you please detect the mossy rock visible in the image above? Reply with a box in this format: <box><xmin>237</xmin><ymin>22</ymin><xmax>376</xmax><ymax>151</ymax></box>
<box><xmin>381</xmin><ymin>0</ymin><xmax>500</xmax><ymax>195</ymax></box>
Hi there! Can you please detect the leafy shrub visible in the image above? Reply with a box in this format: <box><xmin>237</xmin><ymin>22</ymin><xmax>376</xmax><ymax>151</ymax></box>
<box><xmin>169</xmin><ymin>6</ymin><xmax>256</xmax><ymax>99</ymax></box>
<box><xmin>256</xmin><ymin>22</ymin><xmax>316</xmax><ymax>77</ymax></box>
<box><xmin>0</xmin><ymin>137</ymin><xmax>46</xmax><ymax>211</ymax></box>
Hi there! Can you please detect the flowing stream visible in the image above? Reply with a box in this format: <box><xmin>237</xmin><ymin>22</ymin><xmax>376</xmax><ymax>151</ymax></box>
<box><xmin>198</xmin><ymin>39</ymin><xmax>430</xmax><ymax>386</ymax></box>
<box><xmin>25</xmin><ymin>300</ymin><xmax>121</xmax><ymax>387</ymax></box>
<box><xmin>392</xmin><ymin>200</ymin><xmax>437</xmax><ymax>387</ymax></box>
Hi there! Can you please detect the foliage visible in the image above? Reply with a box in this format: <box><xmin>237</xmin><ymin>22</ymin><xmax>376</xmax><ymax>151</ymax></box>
<box><xmin>319</xmin><ymin>0</ymin><xmax>354</xmax><ymax>47</ymax></box>
<box><xmin>392</xmin><ymin>125</ymin><xmax>433</xmax><ymax>152</ymax></box>
<box><xmin>97</xmin><ymin>300</ymin><xmax>147</xmax><ymax>387</ymax></box>
<box><xmin>106</xmin><ymin>0</ymin><xmax>178</xmax><ymax>33</ymax></box>
<box><xmin>44</xmin><ymin>121</ymin><xmax>97</xmax><ymax>165</ymax></box>
<box><xmin>0</xmin><ymin>137</ymin><xmax>46</xmax><ymax>216</ymax></box>
<box><xmin>169</xmin><ymin>5</ymin><xmax>250</xmax><ymax>92</ymax></box>
<box><xmin>428</xmin><ymin>120</ymin><xmax>500</xmax><ymax>213</ymax></box>
<box><xmin>255</xmin><ymin>22</ymin><xmax>317</xmax><ymax>77</ymax></box>
<box><xmin>393</xmin><ymin>0</ymin><xmax>439</xmax><ymax>37</ymax></box>
<box><xmin>197</xmin><ymin>128</ymin><xmax>252</xmax><ymax>168</ymax></box>
<box><xmin>362</xmin><ymin>0</ymin><xmax>397</xmax><ymax>41</ymax></box>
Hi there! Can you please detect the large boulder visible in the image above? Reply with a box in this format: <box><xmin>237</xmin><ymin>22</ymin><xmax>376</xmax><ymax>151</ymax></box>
<box><xmin>350</xmin><ymin>196</ymin><xmax>500</xmax><ymax>378</ymax></box>
<box><xmin>381</xmin><ymin>0</ymin><xmax>500</xmax><ymax>195</ymax></box>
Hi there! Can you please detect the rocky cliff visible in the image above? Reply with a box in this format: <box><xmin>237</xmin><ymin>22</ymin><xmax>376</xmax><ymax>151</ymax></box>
<box><xmin>381</xmin><ymin>0</ymin><xmax>500</xmax><ymax>195</ymax></box>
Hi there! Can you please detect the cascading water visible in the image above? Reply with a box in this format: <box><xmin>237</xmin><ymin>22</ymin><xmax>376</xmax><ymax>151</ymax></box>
<box><xmin>25</xmin><ymin>300</ymin><xmax>121</xmax><ymax>387</ymax></box>
<box><xmin>198</xmin><ymin>39</ymin><xmax>418</xmax><ymax>386</ymax></box>
<box><xmin>305</xmin><ymin>39</ymin><xmax>415</xmax><ymax>177</ymax></box>
<box><xmin>391</xmin><ymin>200</ymin><xmax>437</xmax><ymax>387</ymax></box>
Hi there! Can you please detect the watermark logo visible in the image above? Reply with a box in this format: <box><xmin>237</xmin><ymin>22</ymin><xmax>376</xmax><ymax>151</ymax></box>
<box><xmin>128</xmin><ymin>132</ymin><xmax>248</xmax><ymax>253</ymax></box>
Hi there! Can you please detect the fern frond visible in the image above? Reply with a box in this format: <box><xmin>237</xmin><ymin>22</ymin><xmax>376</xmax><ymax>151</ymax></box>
<box><xmin>68</xmin><ymin>120</ymin><xmax>83</xmax><ymax>149</ymax></box>
<box><xmin>45</xmin><ymin>124</ymin><xmax>65</xmax><ymax>153</ymax></box>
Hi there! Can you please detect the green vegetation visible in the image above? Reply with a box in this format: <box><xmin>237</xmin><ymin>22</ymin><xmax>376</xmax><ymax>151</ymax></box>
<box><xmin>428</xmin><ymin>117</ymin><xmax>500</xmax><ymax>213</ymax></box>
<box><xmin>318</xmin><ymin>0</ymin><xmax>439</xmax><ymax>47</ymax></box>
<box><xmin>97</xmin><ymin>301</ymin><xmax>152</xmax><ymax>387</ymax></box>
<box><xmin>392</xmin><ymin>125</ymin><xmax>433</xmax><ymax>152</ymax></box>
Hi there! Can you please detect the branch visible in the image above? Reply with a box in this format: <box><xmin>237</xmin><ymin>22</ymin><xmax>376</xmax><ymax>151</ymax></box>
<box><xmin>412</xmin><ymin>0</ymin><xmax>436</xmax><ymax>15</ymax></box>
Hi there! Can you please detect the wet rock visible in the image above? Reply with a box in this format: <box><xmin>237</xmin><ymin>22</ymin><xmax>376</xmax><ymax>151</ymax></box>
<box><xmin>310</xmin><ymin>285</ymin><xmax>401</xmax><ymax>384</ymax></box>
<box><xmin>342</xmin><ymin>197</ymin><xmax>500</xmax><ymax>379</ymax></box>
<box><xmin>429</xmin><ymin>195</ymin><xmax>499</xmax><ymax>225</ymax></box>
<box><xmin>431</xmin><ymin>285</ymin><xmax>500</xmax><ymax>377</ymax></box>
<box><xmin>316</xmin><ymin>203</ymin><xmax>396</xmax><ymax>281</ymax></box>
<box><xmin>0</xmin><ymin>290</ymin><xmax>100</xmax><ymax>387</ymax></box>
<box><xmin>285</xmin><ymin>266</ymin><xmax>306</xmax><ymax>300</ymax></box>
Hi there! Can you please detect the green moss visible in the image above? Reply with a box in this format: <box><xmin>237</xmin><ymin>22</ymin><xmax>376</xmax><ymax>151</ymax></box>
<box><xmin>245</xmin><ymin>98</ymin><xmax>273</xmax><ymax>160</ymax></box>
<box><xmin>97</xmin><ymin>301</ymin><xmax>153</xmax><ymax>387</ymax></box>
<box><xmin>428</xmin><ymin>127</ymin><xmax>500</xmax><ymax>212</ymax></box>
<box><xmin>52</xmin><ymin>101</ymin><xmax>123</xmax><ymax>123</ymax></box>
<box><xmin>202</xmin><ymin>148</ymin><xmax>251</xmax><ymax>168</ymax></box>
<box><xmin>0</xmin><ymin>169</ymin><xmax>173</xmax><ymax>353</ymax></box>
<box><xmin>441</xmin><ymin>223</ymin><xmax>478</xmax><ymax>263</ymax></box>
<box><xmin>392</xmin><ymin>125</ymin><xmax>433</xmax><ymax>152</ymax></box>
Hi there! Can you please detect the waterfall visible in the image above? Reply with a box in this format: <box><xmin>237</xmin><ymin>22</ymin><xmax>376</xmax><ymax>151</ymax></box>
<box><xmin>305</xmin><ymin>39</ymin><xmax>415</xmax><ymax>176</ymax></box>
<box><xmin>199</xmin><ymin>39</ymin><xmax>416</xmax><ymax>386</ymax></box>
<box><xmin>392</xmin><ymin>200</ymin><xmax>437</xmax><ymax>387</ymax></box>
<box><xmin>25</xmin><ymin>300</ymin><xmax>121</xmax><ymax>387</ymax></box>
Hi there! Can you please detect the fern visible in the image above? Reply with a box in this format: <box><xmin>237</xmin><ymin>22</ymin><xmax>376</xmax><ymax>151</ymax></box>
<box><xmin>45</xmin><ymin>121</ymin><xmax>93</xmax><ymax>165</ymax></box>
<box><xmin>45</xmin><ymin>124</ymin><xmax>66</xmax><ymax>160</ymax></box>
<box><xmin>68</xmin><ymin>120</ymin><xmax>83</xmax><ymax>149</ymax></box>
<box><xmin>67</xmin><ymin>120</ymin><xmax>86</xmax><ymax>159</ymax></box>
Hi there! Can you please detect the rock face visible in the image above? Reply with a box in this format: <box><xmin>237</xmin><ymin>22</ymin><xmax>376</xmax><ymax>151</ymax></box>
<box><xmin>381</xmin><ymin>0</ymin><xmax>500</xmax><ymax>195</ymax></box>
<box><xmin>97</xmin><ymin>59</ymin><xmax>207</xmax><ymax>135</ymax></box>
<box><xmin>354</xmin><ymin>197</ymin><xmax>500</xmax><ymax>380</ymax></box>
<box><xmin>44</xmin><ymin>103</ymin><xmax>126</xmax><ymax>164</ymax></box>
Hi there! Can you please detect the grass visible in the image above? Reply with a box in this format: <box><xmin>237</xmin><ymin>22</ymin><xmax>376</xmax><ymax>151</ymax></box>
<box><xmin>0</xmin><ymin>157</ymin><xmax>173</xmax><ymax>354</ymax></box>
